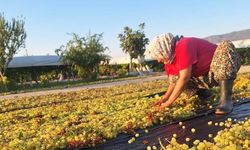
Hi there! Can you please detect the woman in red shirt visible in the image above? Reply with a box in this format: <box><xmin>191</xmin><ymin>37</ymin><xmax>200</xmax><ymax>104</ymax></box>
<box><xmin>145</xmin><ymin>33</ymin><xmax>241</xmax><ymax>115</ymax></box>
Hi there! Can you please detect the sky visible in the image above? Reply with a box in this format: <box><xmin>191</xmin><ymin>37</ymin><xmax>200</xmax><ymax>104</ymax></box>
<box><xmin>1</xmin><ymin>0</ymin><xmax>250</xmax><ymax>58</ymax></box>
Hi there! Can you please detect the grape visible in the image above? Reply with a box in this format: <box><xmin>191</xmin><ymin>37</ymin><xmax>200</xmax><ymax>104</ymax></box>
<box><xmin>128</xmin><ymin>137</ymin><xmax>135</xmax><ymax>144</ymax></box>
<box><xmin>147</xmin><ymin>146</ymin><xmax>152</xmax><ymax>150</ymax></box>
<box><xmin>173</xmin><ymin>133</ymin><xmax>177</xmax><ymax>138</ymax></box>
<box><xmin>185</xmin><ymin>138</ymin><xmax>190</xmax><ymax>142</ymax></box>
<box><xmin>161</xmin><ymin>118</ymin><xmax>250</xmax><ymax>150</ymax></box>
<box><xmin>135</xmin><ymin>133</ymin><xmax>139</xmax><ymax>137</ymax></box>
<box><xmin>208</xmin><ymin>121</ymin><xmax>213</xmax><ymax>126</ymax></box>
<box><xmin>191</xmin><ymin>128</ymin><xmax>195</xmax><ymax>133</ymax></box>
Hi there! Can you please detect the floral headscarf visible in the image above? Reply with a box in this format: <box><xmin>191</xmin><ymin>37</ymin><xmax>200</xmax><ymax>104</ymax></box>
<box><xmin>145</xmin><ymin>33</ymin><xmax>181</xmax><ymax>64</ymax></box>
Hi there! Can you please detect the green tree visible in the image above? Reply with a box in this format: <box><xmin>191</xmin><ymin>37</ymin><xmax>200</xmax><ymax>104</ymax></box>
<box><xmin>54</xmin><ymin>45</ymin><xmax>65</xmax><ymax>56</ymax></box>
<box><xmin>0</xmin><ymin>14</ymin><xmax>26</xmax><ymax>80</ymax></box>
<box><xmin>56</xmin><ymin>32</ymin><xmax>110</xmax><ymax>79</ymax></box>
<box><xmin>118</xmin><ymin>23</ymin><xmax>149</xmax><ymax>72</ymax></box>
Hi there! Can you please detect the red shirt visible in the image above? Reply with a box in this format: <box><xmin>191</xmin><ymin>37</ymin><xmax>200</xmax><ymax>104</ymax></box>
<box><xmin>164</xmin><ymin>37</ymin><xmax>217</xmax><ymax>77</ymax></box>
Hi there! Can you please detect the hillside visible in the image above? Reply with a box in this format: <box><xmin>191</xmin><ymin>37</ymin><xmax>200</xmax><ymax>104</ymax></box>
<box><xmin>204</xmin><ymin>29</ymin><xmax>250</xmax><ymax>44</ymax></box>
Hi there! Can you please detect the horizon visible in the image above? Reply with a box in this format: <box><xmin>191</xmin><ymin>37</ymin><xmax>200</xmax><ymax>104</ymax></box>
<box><xmin>1</xmin><ymin>0</ymin><xmax>250</xmax><ymax>58</ymax></box>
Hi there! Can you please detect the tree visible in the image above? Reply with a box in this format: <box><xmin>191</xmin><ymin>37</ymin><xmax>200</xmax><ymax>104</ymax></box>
<box><xmin>56</xmin><ymin>32</ymin><xmax>110</xmax><ymax>79</ymax></box>
<box><xmin>118</xmin><ymin>23</ymin><xmax>149</xmax><ymax>72</ymax></box>
<box><xmin>54</xmin><ymin>45</ymin><xmax>65</xmax><ymax>56</ymax></box>
<box><xmin>0</xmin><ymin>14</ymin><xmax>26</xmax><ymax>81</ymax></box>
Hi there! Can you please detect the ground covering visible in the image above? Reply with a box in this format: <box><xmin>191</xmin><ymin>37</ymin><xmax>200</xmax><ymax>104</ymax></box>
<box><xmin>0</xmin><ymin>73</ymin><xmax>249</xmax><ymax>149</ymax></box>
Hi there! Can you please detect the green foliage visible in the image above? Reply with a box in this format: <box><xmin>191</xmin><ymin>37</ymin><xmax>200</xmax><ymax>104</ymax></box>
<box><xmin>39</xmin><ymin>74</ymin><xmax>49</xmax><ymax>84</ymax></box>
<box><xmin>54</xmin><ymin>45</ymin><xmax>65</xmax><ymax>56</ymax></box>
<box><xmin>99</xmin><ymin>64</ymin><xmax>128</xmax><ymax>77</ymax></box>
<box><xmin>0</xmin><ymin>76</ymin><xmax>17</xmax><ymax>92</ymax></box>
<box><xmin>145</xmin><ymin>60</ymin><xmax>165</xmax><ymax>72</ymax></box>
<box><xmin>6</xmin><ymin>66</ymin><xmax>66</xmax><ymax>85</ymax></box>
<box><xmin>116</xmin><ymin>64</ymin><xmax>128</xmax><ymax>76</ymax></box>
<box><xmin>39</xmin><ymin>71</ymin><xmax>58</xmax><ymax>84</ymax></box>
<box><xmin>237</xmin><ymin>47</ymin><xmax>250</xmax><ymax>65</ymax></box>
<box><xmin>0</xmin><ymin>13</ymin><xmax>26</xmax><ymax>80</ymax></box>
<box><xmin>57</xmin><ymin>32</ymin><xmax>110</xmax><ymax>79</ymax></box>
<box><xmin>0</xmin><ymin>76</ymin><xmax>10</xmax><ymax>90</ymax></box>
<box><xmin>118</xmin><ymin>23</ymin><xmax>149</xmax><ymax>72</ymax></box>
<box><xmin>98</xmin><ymin>65</ymin><xmax>110</xmax><ymax>76</ymax></box>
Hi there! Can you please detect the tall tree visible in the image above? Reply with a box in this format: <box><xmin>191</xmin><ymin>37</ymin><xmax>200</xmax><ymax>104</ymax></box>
<box><xmin>54</xmin><ymin>45</ymin><xmax>65</xmax><ymax>56</ymax></box>
<box><xmin>118</xmin><ymin>23</ymin><xmax>149</xmax><ymax>72</ymax></box>
<box><xmin>0</xmin><ymin>14</ymin><xmax>26</xmax><ymax>80</ymax></box>
<box><xmin>56</xmin><ymin>32</ymin><xmax>110</xmax><ymax>79</ymax></box>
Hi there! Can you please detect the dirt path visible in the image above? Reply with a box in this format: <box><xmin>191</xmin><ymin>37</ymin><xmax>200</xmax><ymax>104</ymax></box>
<box><xmin>0</xmin><ymin>65</ymin><xmax>249</xmax><ymax>100</ymax></box>
<box><xmin>0</xmin><ymin>75</ymin><xmax>167</xmax><ymax>100</ymax></box>
<box><xmin>238</xmin><ymin>65</ymin><xmax>250</xmax><ymax>73</ymax></box>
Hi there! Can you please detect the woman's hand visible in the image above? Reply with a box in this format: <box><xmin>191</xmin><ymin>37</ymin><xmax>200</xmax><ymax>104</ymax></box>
<box><xmin>152</xmin><ymin>98</ymin><xmax>164</xmax><ymax>107</ymax></box>
<box><xmin>157</xmin><ymin>66</ymin><xmax>192</xmax><ymax>111</ymax></box>
<box><xmin>159</xmin><ymin>102</ymin><xmax>170</xmax><ymax>111</ymax></box>
<box><xmin>152</xmin><ymin>82</ymin><xmax>176</xmax><ymax>108</ymax></box>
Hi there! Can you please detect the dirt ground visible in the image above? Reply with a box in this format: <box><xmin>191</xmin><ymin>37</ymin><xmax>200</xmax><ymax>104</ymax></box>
<box><xmin>0</xmin><ymin>65</ymin><xmax>249</xmax><ymax>100</ymax></box>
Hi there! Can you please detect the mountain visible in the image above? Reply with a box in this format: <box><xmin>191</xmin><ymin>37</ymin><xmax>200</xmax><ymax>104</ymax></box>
<box><xmin>204</xmin><ymin>29</ymin><xmax>250</xmax><ymax>48</ymax></box>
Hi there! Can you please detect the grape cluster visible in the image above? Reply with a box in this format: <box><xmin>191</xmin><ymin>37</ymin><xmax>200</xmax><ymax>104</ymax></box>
<box><xmin>159</xmin><ymin>118</ymin><xmax>250</xmax><ymax>150</ymax></box>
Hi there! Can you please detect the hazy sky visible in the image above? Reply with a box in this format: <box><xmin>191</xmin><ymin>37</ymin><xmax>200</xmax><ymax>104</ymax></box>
<box><xmin>1</xmin><ymin>0</ymin><xmax>250</xmax><ymax>58</ymax></box>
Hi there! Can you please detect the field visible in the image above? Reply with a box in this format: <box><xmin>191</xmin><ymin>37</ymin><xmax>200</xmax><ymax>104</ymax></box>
<box><xmin>0</xmin><ymin>73</ymin><xmax>249</xmax><ymax>149</ymax></box>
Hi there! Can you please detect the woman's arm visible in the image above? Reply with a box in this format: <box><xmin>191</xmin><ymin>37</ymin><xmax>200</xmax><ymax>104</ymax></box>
<box><xmin>153</xmin><ymin>83</ymin><xmax>175</xmax><ymax>106</ymax></box>
<box><xmin>160</xmin><ymin>66</ymin><xmax>192</xmax><ymax>108</ymax></box>
<box><xmin>161</xmin><ymin>83</ymin><xmax>175</xmax><ymax>102</ymax></box>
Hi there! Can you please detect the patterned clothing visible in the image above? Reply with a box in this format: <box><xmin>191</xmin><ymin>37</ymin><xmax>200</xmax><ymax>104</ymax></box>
<box><xmin>209</xmin><ymin>41</ymin><xmax>241</xmax><ymax>81</ymax></box>
<box><xmin>168</xmin><ymin>41</ymin><xmax>242</xmax><ymax>95</ymax></box>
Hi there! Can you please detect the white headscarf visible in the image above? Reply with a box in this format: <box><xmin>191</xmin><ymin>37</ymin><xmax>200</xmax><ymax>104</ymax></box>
<box><xmin>145</xmin><ymin>33</ymin><xmax>175</xmax><ymax>63</ymax></box>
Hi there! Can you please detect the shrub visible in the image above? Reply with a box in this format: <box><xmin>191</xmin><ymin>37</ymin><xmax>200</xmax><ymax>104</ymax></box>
<box><xmin>237</xmin><ymin>47</ymin><xmax>250</xmax><ymax>65</ymax></box>
<box><xmin>0</xmin><ymin>76</ymin><xmax>17</xmax><ymax>92</ymax></box>
<box><xmin>39</xmin><ymin>74</ymin><xmax>50</xmax><ymax>84</ymax></box>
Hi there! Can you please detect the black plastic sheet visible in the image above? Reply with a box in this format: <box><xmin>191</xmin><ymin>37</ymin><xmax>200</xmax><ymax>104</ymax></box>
<box><xmin>83</xmin><ymin>99</ymin><xmax>250</xmax><ymax>150</ymax></box>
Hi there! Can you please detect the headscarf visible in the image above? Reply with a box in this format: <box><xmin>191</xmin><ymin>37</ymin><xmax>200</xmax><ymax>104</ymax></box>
<box><xmin>145</xmin><ymin>33</ymin><xmax>182</xmax><ymax>64</ymax></box>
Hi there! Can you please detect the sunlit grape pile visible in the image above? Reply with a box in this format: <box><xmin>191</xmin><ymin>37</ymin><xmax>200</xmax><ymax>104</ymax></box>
<box><xmin>158</xmin><ymin>118</ymin><xmax>250</xmax><ymax>150</ymax></box>
<box><xmin>0</xmin><ymin>73</ymin><xmax>249</xmax><ymax>149</ymax></box>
